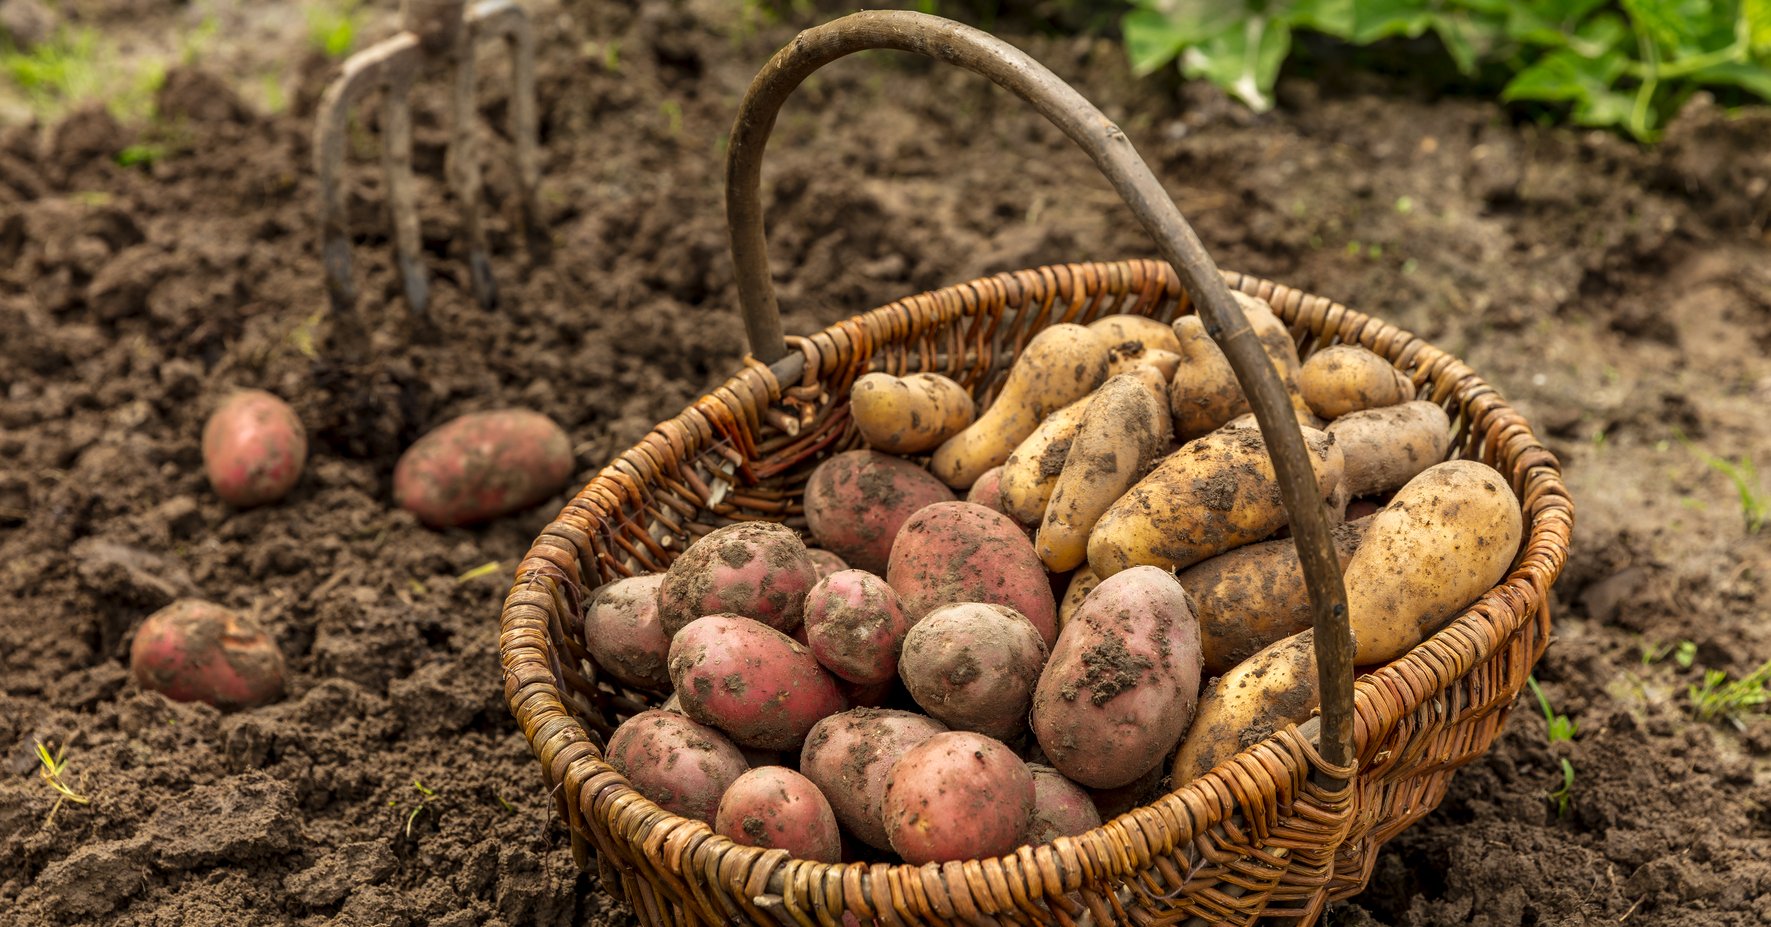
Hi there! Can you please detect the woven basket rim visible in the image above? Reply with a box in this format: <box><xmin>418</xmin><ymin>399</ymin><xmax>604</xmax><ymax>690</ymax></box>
<box><xmin>498</xmin><ymin>257</ymin><xmax>1573</xmax><ymax>917</ymax></box>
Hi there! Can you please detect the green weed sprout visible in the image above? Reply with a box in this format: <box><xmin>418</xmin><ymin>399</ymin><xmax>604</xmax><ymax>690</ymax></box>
<box><xmin>1549</xmin><ymin>758</ymin><xmax>1575</xmax><ymax>818</ymax></box>
<box><xmin>35</xmin><ymin>739</ymin><xmax>90</xmax><ymax>826</ymax></box>
<box><xmin>1527</xmin><ymin>675</ymin><xmax>1577</xmax><ymax>743</ymax></box>
<box><xmin>1689</xmin><ymin>658</ymin><xmax>1771</xmax><ymax>729</ymax></box>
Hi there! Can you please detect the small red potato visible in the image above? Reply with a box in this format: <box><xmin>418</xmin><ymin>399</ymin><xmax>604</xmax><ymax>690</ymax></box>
<box><xmin>667</xmin><ymin>614</ymin><xmax>848</xmax><ymax>750</ymax></box>
<box><xmin>805</xmin><ymin>450</ymin><xmax>956</xmax><ymax>574</ymax></box>
<box><xmin>884</xmin><ymin>731</ymin><xmax>1034</xmax><ymax>863</ymax></box>
<box><xmin>605</xmin><ymin>709</ymin><xmax>749</xmax><ymax>824</ymax></box>
<box><xmin>715</xmin><ymin>766</ymin><xmax>842</xmax><ymax>862</ymax></box>
<box><xmin>803</xmin><ymin>569</ymin><xmax>913</xmax><ymax>685</ymax></box>
<box><xmin>658</xmin><ymin>522</ymin><xmax>818</xmax><ymax>637</ymax></box>
<box><xmin>899</xmin><ymin>603</ymin><xmax>1048</xmax><ymax>740</ymax></box>
<box><xmin>807</xmin><ymin>549</ymin><xmax>850</xmax><ymax>579</ymax></box>
<box><xmin>965</xmin><ymin>465</ymin><xmax>1012</xmax><ymax>517</ymax></box>
<box><xmin>130</xmin><ymin>599</ymin><xmax>285</xmax><ymax>709</ymax></box>
<box><xmin>393</xmin><ymin>409</ymin><xmax>574</xmax><ymax>528</ymax></box>
<box><xmin>583</xmin><ymin>574</ymin><xmax>671</xmax><ymax>691</ymax></box>
<box><xmin>1026</xmin><ymin>764</ymin><xmax>1102</xmax><ymax>844</ymax></box>
<box><xmin>1032</xmin><ymin>566</ymin><xmax>1203</xmax><ymax>789</ymax></box>
<box><xmin>800</xmin><ymin>708</ymin><xmax>948</xmax><ymax>850</ymax></box>
<box><xmin>202</xmin><ymin>390</ymin><xmax>306</xmax><ymax>508</ymax></box>
<box><xmin>887</xmin><ymin>501</ymin><xmax>1058</xmax><ymax>646</ymax></box>
<box><xmin>850</xmin><ymin>372</ymin><xmax>976</xmax><ymax>454</ymax></box>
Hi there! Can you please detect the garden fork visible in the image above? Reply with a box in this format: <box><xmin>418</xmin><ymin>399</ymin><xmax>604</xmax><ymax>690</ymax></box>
<box><xmin>314</xmin><ymin>0</ymin><xmax>541</xmax><ymax>318</ymax></box>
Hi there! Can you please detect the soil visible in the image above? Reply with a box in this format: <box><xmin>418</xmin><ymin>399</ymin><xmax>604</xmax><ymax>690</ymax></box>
<box><xmin>3</xmin><ymin>1</ymin><xmax>1770</xmax><ymax>925</ymax></box>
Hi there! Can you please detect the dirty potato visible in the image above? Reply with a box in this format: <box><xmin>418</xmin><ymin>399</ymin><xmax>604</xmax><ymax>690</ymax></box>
<box><xmin>850</xmin><ymin>372</ymin><xmax>976</xmax><ymax>454</ymax></box>
<box><xmin>1298</xmin><ymin>344</ymin><xmax>1414</xmax><ymax>420</ymax></box>
<box><xmin>1171</xmin><ymin>631</ymin><xmax>1319</xmax><ymax>787</ymax></box>
<box><xmin>1327</xmin><ymin>400</ymin><xmax>1452</xmax><ymax>498</ymax></box>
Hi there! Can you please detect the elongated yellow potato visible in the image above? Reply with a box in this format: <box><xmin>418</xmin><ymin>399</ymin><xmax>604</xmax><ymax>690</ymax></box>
<box><xmin>998</xmin><ymin>395</ymin><xmax>1093</xmax><ymax>526</ymax></box>
<box><xmin>850</xmin><ymin>372</ymin><xmax>976</xmax><ymax>454</ymax></box>
<box><xmin>1037</xmin><ymin>372</ymin><xmax>1171</xmax><ymax>572</ymax></box>
<box><xmin>1168</xmin><ymin>292</ymin><xmax>1309</xmax><ymax>440</ymax></box>
<box><xmin>1327</xmin><ymin>400</ymin><xmax>1452</xmax><ymax>498</ymax></box>
<box><xmin>1170</xmin><ymin>630</ymin><xmax>1318</xmax><ymax>787</ymax></box>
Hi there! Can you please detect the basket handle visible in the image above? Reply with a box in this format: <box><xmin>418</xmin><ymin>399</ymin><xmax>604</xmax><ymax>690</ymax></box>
<box><xmin>724</xmin><ymin>10</ymin><xmax>1354</xmax><ymax>783</ymax></box>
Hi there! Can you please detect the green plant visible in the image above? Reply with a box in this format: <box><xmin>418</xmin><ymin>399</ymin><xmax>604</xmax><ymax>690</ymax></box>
<box><xmin>116</xmin><ymin>143</ymin><xmax>168</xmax><ymax>168</ymax></box>
<box><xmin>1689</xmin><ymin>658</ymin><xmax>1771</xmax><ymax>728</ymax></box>
<box><xmin>35</xmin><ymin>738</ymin><xmax>90</xmax><ymax>826</ymax></box>
<box><xmin>308</xmin><ymin>1</ymin><xmax>362</xmax><ymax>60</ymax></box>
<box><xmin>1527</xmin><ymin>675</ymin><xmax>1577</xmax><ymax>742</ymax></box>
<box><xmin>1122</xmin><ymin>0</ymin><xmax>1771</xmax><ymax>140</ymax></box>
<box><xmin>400</xmin><ymin>778</ymin><xmax>437</xmax><ymax>837</ymax></box>
<box><xmin>1549</xmin><ymin>757</ymin><xmax>1575</xmax><ymax>817</ymax></box>
<box><xmin>2</xmin><ymin>27</ymin><xmax>103</xmax><ymax>110</ymax></box>
<box><xmin>1698</xmin><ymin>452</ymin><xmax>1767</xmax><ymax>534</ymax></box>
<box><xmin>1642</xmin><ymin>638</ymin><xmax>1698</xmax><ymax>667</ymax></box>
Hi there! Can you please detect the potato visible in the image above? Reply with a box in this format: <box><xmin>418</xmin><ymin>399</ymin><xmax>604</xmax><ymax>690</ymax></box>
<box><xmin>715</xmin><ymin>767</ymin><xmax>841</xmax><ymax>862</ymax></box>
<box><xmin>1328</xmin><ymin>400</ymin><xmax>1452</xmax><ymax>498</ymax></box>
<box><xmin>887</xmin><ymin>502</ymin><xmax>1058</xmax><ymax>645</ymax></box>
<box><xmin>1344</xmin><ymin>460</ymin><xmax>1523</xmax><ymax>664</ymax></box>
<box><xmin>800</xmin><ymin>708</ymin><xmax>948</xmax><ymax>850</ymax></box>
<box><xmin>393</xmin><ymin>409</ymin><xmax>573</xmax><ymax>528</ymax></box>
<box><xmin>583</xmin><ymin>574</ymin><xmax>670</xmax><ymax>691</ymax></box>
<box><xmin>1106</xmin><ymin>341</ymin><xmax>1182</xmax><ymax>381</ymax></box>
<box><xmin>1026</xmin><ymin>764</ymin><xmax>1102</xmax><ymax>844</ymax></box>
<box><xmin>1087</xmin><ymin>424</ymin><xmax>1345</xmax><ymax>578</ymax></box>
<box><xmin>803</xmin><ymin>569</ymin><xmax>912</xmax><ymax>685</ymax></box>
<box><xmin>202</xmin><ymin>390</ymin><xmax>306</xmax><ymax>508</ymax></box>
<box><xmin>1056</xmin><ymin>566</ymin><xmax>1101</xmax><ymax>635</ymax></box>
<box><xmin>899</xmin><ymin>603</ymin><xmax>1048</xmax><ymax>740</ymax></box>
<box><xmin>605</xmin><ymin>709</ymin><xmax>748</xmax><ymax>824</ymax></box>
<box><xmin>965</xmin><ymin>465</ymin><xmax>1011</xmax><ymax>517</ymax></box>
<box><xmin>1171</xmin><ymin>631</ymin><xmax>1318</xmax><ymax>787</ymax></box>
<box><xmin>1087</xmin><ymin>314</ymin><xmax>1181</xmax><ymax>353</ymax></box>
<box><xmin>1168</xmin><ymin>292</ymin><xmax>1308</xmax><ymax>440</ymax></box>
<box><xmin>1036</xmin><ymin>372</ymin><xmax>1172</xmax><ymax>572</ymax></box>
<box><xmin>883</xmin><ymin>731</ymin><xmax>1034</xmax><ymax>863</ymax></box>
<box><xmin>850</xmin><ymin>372</ymin><xmax>975</xmax><ymax>454</ymax></box>
<box><xmin>931</xmin><ymin>324</ymin><xmax>1109</xmax><ymax>489</ymax></box>
<box><xmin>807</xmin><ymin>549</ymin><xmax>850</xmax><ymax>579</ymax></box>
<box><xmin>805</xmin><ymin>450</ymin><xmax>956</xmax><ymax>574</ymax></box>
<box><xmin>667</xmin><ymin>614</ymin><xmax>848</xmax><ymax>750</ymax></box>
<box><xmin>999</xmin><ymin>395</ymin><xmax>1091</xmax><ymax>526</ymax></box>
<box><xmin>1181</xmin><ymin>517</ymin><xmax>1370</xmax><ymax>675</ymax></box>
<box><xmin>1031</xmin><ymin>566</ymin><xmax>1202</xmax><ymax>788</ymax></box>
<box><xmin>658</xmin><ymin>522</ymin><xmax>817</xmax><ymax>637</ymax></box>
<box><xmin>130</xmin><ymin>599</ymin><xmax>285</xmax><ymax>709</ymax></box>
<box><xmin>1298</xmin><ymin>345</ymin><xmax>1414</xmax><ymax>420</ymax></box>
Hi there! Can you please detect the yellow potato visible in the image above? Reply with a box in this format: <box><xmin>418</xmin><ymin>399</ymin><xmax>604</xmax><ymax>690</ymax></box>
<box><xmin>931</xmin><ymin>325</ymin><xmax>1109</xmax><ymax>489</ymax></box>
<box><xmin>1167</xmin><ymin>292</ymin><xmax>1308</xmax><ymax>440</ymax></box>
<box><xmin>850</xmin><ymin>372</ymin><xmax>976</xmax><ymax>454</ymax></box>
<box><xmin>1087</xmin><ymin>314</ymin><xmax>1181</xmax><ymax>354</ymax></box>
<box><xmin>1298</xmin><ymin>345</ymin><xmax>1414</xmax><ymax>420</ymax></box>
<box><xmin>1344</xmin><ymin>460</ymin><xmax>1524</xmax><ymax>664</ymax></box>
<box><xmin>1106</xmin><ymin>342</ymin><xmax>1182</xmax><ymax>381</ymax></box>
<box><xmin>1171</xmin><ymin>630</ymin><xmax>1318</xmax><ymax>787</ymax></box>
<box><xmin>1036</xmin><ymin>372</ymin><xmax>1172</xmax><ymax>572</ymax></box>
<box><xmin>998</xmin><ymin>396</ymin><xmax>1092</xmax><ymax>526</ymax></box>
<box><xmin>1056</xmin><ymin>565</ymin><xmax>1100</xmax><ymax>635</ymax></box>
<box><xmin>1086</xmin><ymin>424</ymin><xmax>1344</xmax><ymax>578</ymax></box>
<box><xmin>1327</xmin><ymin>400</ymin><xmax>1452</xmax><ymax>498</ymax></box>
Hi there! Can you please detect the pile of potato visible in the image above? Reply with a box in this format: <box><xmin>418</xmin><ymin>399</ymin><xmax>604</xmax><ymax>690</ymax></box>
<box><xmin>587</xmin><ymin>296</ymin><xmax>1524</xmax><ymax>865</ymax></box>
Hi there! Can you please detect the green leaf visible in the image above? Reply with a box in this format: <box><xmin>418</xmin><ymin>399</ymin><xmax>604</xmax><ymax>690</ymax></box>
<box><xmin>1180</xmin><ymin>17</ymin><xmax>1292</xmax><ymax>112</ymax></box>
<box><xmin>1621</xmin><ymin>0</ymin><xmax>1702</xmax><ymax>56</ymax></box>
<box><xmin>1749</xmin><ymin>0</ymin><xmax>1771</xmax><ymax>55</ymax></box>
<box><xmin>1571</xmin><ymin>12</ymin><xmax>1631</xmax><ymax>56</ymax></box>
<box><xmin>1121</xmin><ymin>2</ymin><xmax>1246</xmax><ymax>75</ymax></box>
<box><xmin>1348</xmin><ymin>0</ymin><xmax>1435</xmax><ymax>44</ymax></box>
<box><xmin>1571</xmin><ymin>86</ymin><xmax>1639</xmax><ymax>129</ymax></box>
<box><xmin>1502</xmin><ymin>48</ymin><xmax>1628</xmax><ymax>102</ymax></box>
<box><xmin>1283</xmin><ymin>0</ymin><xmax>1355</xmax><ymax>38</ymax></box>
<box><xmin>1433</xmin><ymin>12</ymin><xmax>1504</xmax><ymax>76</ymax></box>
<box><xmin>1693</xmin><ymin>59</ymin><xmax>1771</xmax><ymax>99</ymax></box>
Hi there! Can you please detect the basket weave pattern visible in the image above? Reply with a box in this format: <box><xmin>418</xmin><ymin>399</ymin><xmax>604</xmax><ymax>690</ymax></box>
<box><xmin>499</xmin><ymin>258</ymin><xmax>1572</xmax><ymax>925</ymax></box>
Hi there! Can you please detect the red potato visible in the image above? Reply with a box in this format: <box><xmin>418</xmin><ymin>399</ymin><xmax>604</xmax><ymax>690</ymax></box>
<box><xmin>803</xmin><ymin>570</ymin><xmax>913</xmax><ymax>685</ymax></box>
<box><xmin>886</xmin><ymin>502</ymin><xmax>1058</xmax><ymax>646</ymax></box>
<box><xmin>899</xmin><ymin>603</ymin><xmax>1048</xmax><ymax>741</ymax></box>
<box><xmin>667</xmin><ymin>613</ymin><xmax>848</xmax><ymax>750</ymax></box>
<box><xmin>965</xmin><ymin>465</ymin><xmax>1012</xmax><ymax>517</ymax></box>
<box><xmin>883</xmin><ymin>731</ymin><xmax>1034</xmax><ymax>864</ymax></box>
<box><xmin>657</xmin><ymin>522</ymin><xmax>817</xmax><ymax>637</ymax></box>
<box><xmin>130</xmin><ymin>599</ymin><xmax>285</xmax><ymax>709</ymax></box>
<box><xmin>714</xmin><ymin>766</ymin><xmax>842</xmax><ymax>862</ymax></box>
<box><xmin>202</xmin><ymin>390</ymin><xmax>306</xmax><ymax>508</ymax></box>
<box><xmin>807</xmin><ymin>549</ymin><xmax>850</xmax><ymax>579</ymax></box>
<box><xmin>805</xmin><ymin>450</ymin><xmax>956</xmax><ymax>574</ymax></box>
<box><xmin>583</xmin><ymin>574</ymin><xmax>670</xmax><ymax>691</ymax></box>
<box><xmin>605</xmin><ymin>709</ymin><xmax>748</xmax><ymax>824</ymax></box>
<box><xmin>393</xmin><ymin>409</ymin><xmax>574</xmax><ymax>528</ymax></box>
<box><xmin>1026</xmin><ymin>764</ymin><xmax>1102</xmax><ymax>844</ymax></box>
<box><xmin>800</xmin><ymin>708</ymin><xmax>948</xmax><ymax>850</ymax></box>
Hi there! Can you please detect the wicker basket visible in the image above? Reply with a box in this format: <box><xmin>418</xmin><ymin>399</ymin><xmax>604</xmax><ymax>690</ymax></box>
<box><xmin>499</xmin><ymin>11</ymin><xmax>1572</xmax><ymax>926</ymax></box>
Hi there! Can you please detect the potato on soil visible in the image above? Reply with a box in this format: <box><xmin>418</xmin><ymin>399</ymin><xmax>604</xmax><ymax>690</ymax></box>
<box><xmin>998</xmin><ymin>395</ymin><xmax>1091</xmax><ymax>526</ymax></box>
<box><xmin>202</xmin><ymin>390</ymin><xmax>307</xmax><ymax>508</ymax></box>
<box><xmin>1167</xmin><ymin>292</ymin><xmax>1309</xmax><ymax>440</ymax></box>
<box><xmin>1026</xmin><ymin>764</ymin><xmax>1102</xmax><ymax>844</ymax></box>
<box><xmin>1181</xmin><ymin>517</ymin><xmax>1370</xmax><ymax>675</ymax></box>
<box><xmin>1171</xmin><ymin>631</ymin><xmax>1318</xmax><ymax>787</ymax></box>
<box><xmin>583</xmin><ymin>574</ymin><xmax>671</xmax><ymax>691</ymax></box>
<box><xmin>803</xmin><ymin>569</ymin><xmax>912</xmax><ymax>685</ymax></box>
<box><xmin>807</xmin><ymin>549</ymin><xmax>850</xmax><ymax>579</ymax></box>
<box><xmin>1327</xmin><ymin>400</ymin><xmax>1452</xmax><ymax>499</ymax></box>
<box><xmin>1037</xmin><ymin>371</ymin><xmax>1172</xmax><ymax>572</ymax></box>
<box><xmin>1031</xmin><ymin>566</ymin><xmax>1203</xmax><ymax>789</ymax></box>
<box><xmin>1343</xmin><ymin>460</ymin><xmax>1524</xmax><ymax>664</ymax></box>
<box><xmin>658</xmin><ymin>521</ymin><xmax>817</xmax><ymax>637</ymax></box>
<box><xmin>714</xmin><ymin>766</ymin><xmax>842</xmax><ymax>862</ymax></box>
<box><xmin>1057</xmin><ymin>566</ymin><xmax>1101</xmax><ymax>635</ymax></box>
<box><xmin>899</xmin><ymin>602</ymin><xmax>1048</xmax><ymax>740</ymax></box>
<box><xmin>800</xmin><ymin>708</ymin><xmax>948</xmax><ymax>850</ymax></box>
<box><xmin>805</xmin><ymin>450</ymin><xmax>956</xmax><ymax>575</ymax></box>
<box><xmin>931</xmin><ymin>324</ymin><xmax>1109</xmax><ymax>489</ymax></box>
<box><xmin>883</xmin><ymin>731</ymin><xmax>1034</xmax><ymax>864</ymax></box>
<box><xmin>667</xmin><ymin>614</ymin><xmax>848</xmax><ymax>750</ymax></box>
<box><xmin>850</xmin><ymin>372</ymin><xmax>975</xmax><ymax>455</ymax></box>
<box><xmin>1087</xmin><ymin>314</ymin><xmax>1181</xmax><ymax>354</ymax></box>
<box><xmin>393</xmin><ymin>409</ymin><xmax>574</xmax><ymax>528</ymax></box>
<box><xmin>605</xmin><ymin>709</ymin><xmax>748</xmax><ymax>824</ymax></box>
<box><xmin>1298</xmin><ymin>344</ymin><xmax>1414</xmax><ymax>420</ymax></box>
<box><xmin>887</xmin><ymin>501</ymin><xmax>1058</xmax><ymax>645</ymax></box>
<box><xmin>130</xmin><ymin>599</ymin><xmax>285</xmax><ymax>709</ymax></box>
<box><xmin>1087</xmin><ymin>424</ymin><xmax>1345</xmax><ymax>578</ymax></box>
